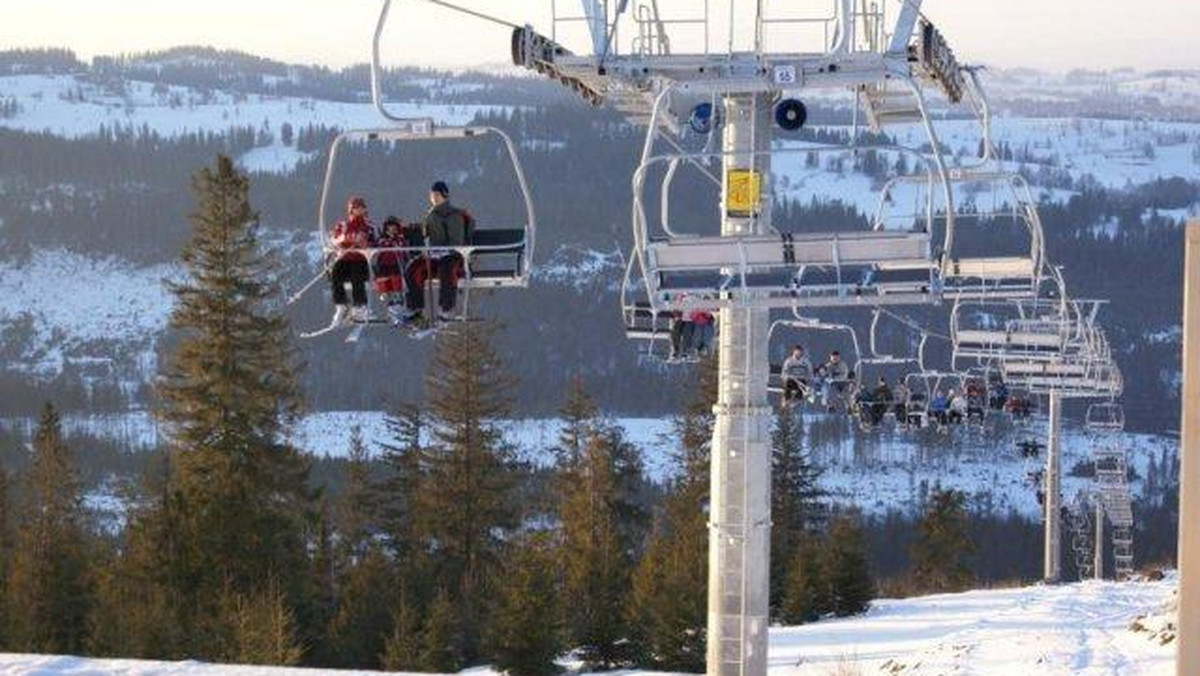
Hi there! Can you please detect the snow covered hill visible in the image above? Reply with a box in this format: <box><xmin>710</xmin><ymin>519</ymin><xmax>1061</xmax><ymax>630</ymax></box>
<box><xmin>0</xmin><ymin>408</ymin><xmax>1177</xmax><ymax>523</ymax></box>
<box><xmin>0</xmin><ymin>576</ymin><xmax>1178</xmax><ymax>675</ymax></box>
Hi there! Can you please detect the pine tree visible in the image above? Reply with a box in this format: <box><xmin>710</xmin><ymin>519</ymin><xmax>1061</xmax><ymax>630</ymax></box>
<box><xmin>823</xmin><ymin>514</ymin><xmax>874</xmax><ymax>617</ymax></box>
<box><xmin>419</xmin><ymin>588</ymin><xmax>464</xmax><ymax>672</ymax></box>
<box><xmin>778</xmin><ymin>535</ymin><xmax>831</xmax><ymax>625</ymax></box>
<box><xmin>88</xmin><ymin>454</ymin><xmax>188</xmax><ymax>659</ymax></box>
<box><xmin>219</xmin><ymin>579</ymin><xmax>305</xmax><ymax>666</ymax></box>
<box><xmin>415</xmin><ymin>321</ymin><xmax>517</xmax><ymax>661</ymax></box>
<box><xmin>627</xmin><ymin>358</ymin><xmax>715</xmax><ymax>672</ymax></box>
<box><xmin>338</xmin><ymin>425</ymin><xmax>374</xmax><ymax>560</ymax></box>
<box><xmin>487</xmin><ymin>534</ymin><xmax>564</xmax><ymax>676</ymax></box>
<box><xmin>326</xmin><ymin>428</ymin><xmax>395</xmax><ymax>668</ymax></box>
<box><xmin>558</xmin><ymin>408</ymin><xmax>644</xmax><ymax>667</ymax></box>
<box><xmin>556</xmin><ymin>375</ymin><xmax>600</xmax><ymax>467</ymax></box>
<box><xmin>4</xmin><ymin>403</ymin><xmax>92</xmax><ymax>653</ymax></box>
<box><xmin>769</xmin><ymin>409</ymin><xmax>825</xmax><ymax>617</ymax></box>
<box><xmin>380</xmin><ymin>595</ymin><xmax>423</xmax><ymax>670</ymax></box>
<box><xmin>375</xmin><ymin>401</ymin><xmax>425</xmax><ymax>562</ymax></box>
<box><xmin>306</xmin><ymin>496</ymin><xmax>337</xmax><ymax>665</ymax></box>
<box><xmin>327</xmin><ymin>548</ymin><xmax>396</xmax><ymax>668</ymax></box>
<box><xmin>910</xmin><ymin>488</ymin><xmax>975</xmax><ymax>593</ymax></box>
<box><xmin>151</xmin><ymin>154</ymin><xmax>312</xmax><ymax>654</ymax></box>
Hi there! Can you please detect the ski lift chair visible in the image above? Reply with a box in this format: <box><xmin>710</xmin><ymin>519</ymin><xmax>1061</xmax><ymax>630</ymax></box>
<box><xmin>768</xmin><ymin>316</ymin><xmax>861</xmax><ymax>411</ymax></box>
<box><xmin>625</xmin><ymin>94</ymin><xmax>943</xmax><ymax>314</ymax></box>
<box><xmin>298</xmin><ymin>123</ymin><xmax>535</xmax><ymax>337</ymax></box>
<box><xmin>1085</xmin><ymin>401</ymin><xmax>1126</xmax><ymax>434</ymax></box>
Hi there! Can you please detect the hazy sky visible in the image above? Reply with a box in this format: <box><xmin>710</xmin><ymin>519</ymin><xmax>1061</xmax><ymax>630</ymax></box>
<box><xmin>2</xmin><ymin>0</ymin><xmax>1197</xmax><ymax>72</ymax></box>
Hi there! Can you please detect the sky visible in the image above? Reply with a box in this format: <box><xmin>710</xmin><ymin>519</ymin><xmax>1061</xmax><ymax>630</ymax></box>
<box><xmin>2</xmin><ymin>0</ymin><xmax>1198</xmax><ymax>72</ymax></box>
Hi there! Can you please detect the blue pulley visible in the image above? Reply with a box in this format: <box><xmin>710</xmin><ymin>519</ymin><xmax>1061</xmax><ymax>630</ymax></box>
<box><xmin>689</xmin><ymin>102</ymin><xmax>718</xmax><ymax>134</ymax></box>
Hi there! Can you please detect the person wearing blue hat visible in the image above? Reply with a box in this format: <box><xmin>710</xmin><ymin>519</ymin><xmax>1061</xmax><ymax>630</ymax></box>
<box><xmin>403</xmin><ymin>180</ymin><xmax>474</xmax><ymax>322</ymax></box>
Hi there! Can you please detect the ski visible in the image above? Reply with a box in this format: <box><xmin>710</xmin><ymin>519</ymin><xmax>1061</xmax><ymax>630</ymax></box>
<box><xmin>300</xmin><ymin>321</ymin><xmax>346</xmax><ymax>339</ymax></box>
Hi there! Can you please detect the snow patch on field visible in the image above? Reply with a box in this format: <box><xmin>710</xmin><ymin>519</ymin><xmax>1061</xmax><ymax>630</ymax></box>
<box><xmin>236</xmin><ymin>142</ymin><xmax>316</xmax><ymax>175</ymax></box>
<box><xmin>0</xmin><ymin>249</ymin><xmax>177</xmax><ymax>375</ymax></box>
<box><xmin>0</xmin><ymin>74</ymin><xmax>510</xmax><ymax>160</ymax></box>
<box><xmin>0</xmin><ymin>409</ymin><xmax>1177</xmax><ymax>522</ymax></box>
<box><xmin>772</xmin><ymin>577</ymin><xmax>1177</xmax><ymax>675</ymax></box>
<box><xmin>0</xmin><ymin>576</ymin><xmax>1178</xmax><ymax>675</ymax></box>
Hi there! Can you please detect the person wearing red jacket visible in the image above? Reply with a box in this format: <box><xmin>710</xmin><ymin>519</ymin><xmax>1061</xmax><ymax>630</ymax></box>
<box><xmin>688</xmin><ymin>309</ymin><xmax>716</xmax><ymax>357</ymax></box>
<box><xmin>373</xmin><ymin>216</ymin><xmax>407</xmax><ymax>314</ymax></box>
<box><xmin>329</xmin><ymin>195</ymin><xmax>374</xmax><ymax>324</ymax></box>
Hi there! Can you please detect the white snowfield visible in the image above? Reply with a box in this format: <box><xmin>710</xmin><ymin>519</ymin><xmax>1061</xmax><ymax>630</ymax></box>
<box><xmin>0</xmin><ymin>577</ymin><xmax>1178</xmax><ymax>675</ymax></box>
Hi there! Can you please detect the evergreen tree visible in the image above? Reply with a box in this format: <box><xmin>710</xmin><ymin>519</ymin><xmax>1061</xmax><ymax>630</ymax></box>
<box><xmin>306</xmin><ymin>496</ymin><xmax>337</xmax><ymax>665</ymax></box>
<box><xmin>823</xmin><ymin>514</ymin><xmax>874</xmax><ymax>617</ymax></box>
<box><xmin>910</xmin><ymin>488</ymin><xmax>976</xmax><ymax>593</ymax></box>
<box><xmin>487</xmin><ymin>534</ymin><xmax>564</xmax><ymax>676</ymax></box>
<box><xmin>778</xmin><ymin>535</ymin><xmax>831</xmax><ymax>625</ymax></box>
<box><xmin>558</xmin><ymin>408</ymin><xmax>644</xmax><ymax>667</ymax></box>
<box><xmin>556</xmin><ymin>375</ymin><xmax>600</xmax><ymax>467</ymax></box>
<box><xmin>380</xmin><ymin>595</ymin><xmax>423</xmax><ymax>671</ymax></box>
<box><xmin>337</xmin><ymin>425</ymin><xmax>374</xmax><ymax>560</ymax></box>
<box><xmin>414</xmin><ymin>321</ymin><xmax>517</xmax><ymax>661</ymax></box>
<box><xmin>88</xmin><ymin>454</ymin><xmax>188</xmax><ymax>658</ymax></box>
<box><xmin>769</xmin><ymin>409</ymin><xmax>824</xmax><ymax>617</ymax></box>
<box><xmin>219</xmin><ymin>579</ymin><xmax>305</xmax><ymax>666</ymax></box>
<box><xmin>4</xmin><ymin>403</ymin><xmax>92</xmax><ymax>653</ymax></box>
<box><xmin>627</xmin><ymin>358</ymin><xmax>715</xmax><ymax>672</ymax></box>
<box><xmin>375</xmin><ymin>401</ymin><xmax>425</xmax><ymax>562</ymax></box>
<box><xmin>326</xmin><ymin>431</ymin><xmax>395</xmax><ymax>668</ymax></box>
<box><xmin>151</xmin><ymin>154</ymin><xmax>312</xmax><ymax>653</ymax></box>
<box><xmin>326</xmin><ymin>549</ymin><xmax>395</xmax><ymax>668</ymax></box>
<box><xmin>419</xmin><ymin>588</ymin><xmax>464</xmax><ymax>672</ymax></box>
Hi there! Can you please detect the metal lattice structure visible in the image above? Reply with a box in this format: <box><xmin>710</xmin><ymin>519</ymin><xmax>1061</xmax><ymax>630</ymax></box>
<box><xmin>332</xmin><ymin>1</ymin><xmax>1136</xmax><ymax>673</ymax></box>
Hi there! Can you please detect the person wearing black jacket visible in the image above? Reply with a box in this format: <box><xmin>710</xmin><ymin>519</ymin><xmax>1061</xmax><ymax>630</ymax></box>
<box><xmin>403</xmin><ymin>180</ymin><xmax>473</xmax><ymax>321</ymax></box>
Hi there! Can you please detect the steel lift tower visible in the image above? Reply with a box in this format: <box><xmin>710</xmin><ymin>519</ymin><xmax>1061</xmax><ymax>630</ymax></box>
<box><xmin>513</xmin><ymin>2</ymin><xmax>976</xmax><ymax>675</ymax></box>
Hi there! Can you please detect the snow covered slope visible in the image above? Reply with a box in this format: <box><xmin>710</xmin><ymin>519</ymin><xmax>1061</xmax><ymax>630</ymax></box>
<box><xmin>0</xmin><ymin>577</ymin><xmax>1178</xmax><ymax>675</ymax></box>
<box><xmin>0</xmin><ymin>409</ymin><xmax>1177</xmax><ymax>522</ymax></box>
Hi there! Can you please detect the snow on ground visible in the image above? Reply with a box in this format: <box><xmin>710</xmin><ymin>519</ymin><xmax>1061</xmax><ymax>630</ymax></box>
<box><xmin>0</xmin><ymin>249</ymin><xmax>177</xmax><ymax>375</ymax></box>
<box><xmin>0</xmin><ymin>408</ymin><xmax>1176</xmax><ymax>522</ymax></box>
<box><xmin>236</xmin><ymin>142</ymin><xmax>317</xmax><ymax>174</ymax></box>
<box><xmin>0</xmin><ymin>576</ymin><xmax>1178</xmax><ymax>675</ymax></box>
<box><xmin>0</xmin><ymin>74</ymin><xmax>512</xmax><ymax>174</ymax></box>
<box><xmin>771</xmin><ymin>576</ymin><xmax>1177</xmax><ymax>675</ymax></box>
<box><xmin>292</xmin><ymin>412</ymin><xmax>679</xmax><ymax>477</ymax></box>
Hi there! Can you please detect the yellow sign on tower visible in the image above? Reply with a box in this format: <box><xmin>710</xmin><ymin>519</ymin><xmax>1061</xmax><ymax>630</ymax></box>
<box><xmin>726</xmin><ymin>169</ymin><xmax>762</xmax><ymax>217</ymax></box>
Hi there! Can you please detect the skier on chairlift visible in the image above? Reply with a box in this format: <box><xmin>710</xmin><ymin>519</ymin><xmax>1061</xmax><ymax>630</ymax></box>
<box><xmin>948</xmin><ymin>388</ymin><xmax>968</xmax><ymax>425</ymax></box>
<box><xmin>403</xmin><ymin>181</ymin><xmax>472</xmax><ymax>324</ymax></box>
<box><xmin>689</xmin><ymin>309</ymin><xmax>716</xmax><ymax>357</ymax></box>
<box><xmin>930</xmin><ymin>388</ymin><xmax>950</xmax><ymax>427</ymax></box>
<box><xmin>374</xmin><ymin>216</ymin><xmax>408</xmax><ymax>318</ymax></box>
<box><xmin>329</xmin><ymin>195</ymin><xmax>375</xmax><ymax>325</ymax></box>
<box><xmin>780</xmin><ymin>344</ymin><xmax>813</xmax><ymax>406</ymax></box>
<box><xmin>823</xmin><ymin>350</ymin><xmax>851</xmax><ymax>411</ymax></box>
<box><xmin>892</xmin><ymin>377</ymin><xmax>911</xmax><ymax>424</ymax></box>
<box><xmin>868</xmin><ymin>377</ymin><xmax>892</xmax><ymax>426</ymax></box>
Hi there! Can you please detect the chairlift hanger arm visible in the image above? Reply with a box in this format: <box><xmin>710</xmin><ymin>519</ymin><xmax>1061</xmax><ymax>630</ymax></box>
<box><xmin>372</xmin><ymin>0</ymin><xmax>520</xmax><ymax>123</ymax></box>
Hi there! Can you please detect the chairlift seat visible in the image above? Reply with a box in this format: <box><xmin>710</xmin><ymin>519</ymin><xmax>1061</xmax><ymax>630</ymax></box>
<box><xmin>463</xmin><ymin>228</ymin><xmax>527</xmax><ymax>286</ymax></box>
<box><xmin>647</xmin><ymin>230</ymin><xmax>932</xmax><ymax>271</ymax></box>
<box><xmin>955</xmin><ymin>328</ymin><xmax>1068</xmax><ymax>360</ymax></box>
<box><xmin>945</xmin><ymin>257</ymin><xmax>1037</xmax><ymax>280</ymax></box>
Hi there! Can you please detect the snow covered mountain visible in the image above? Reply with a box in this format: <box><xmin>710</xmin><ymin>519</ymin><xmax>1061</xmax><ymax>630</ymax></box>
<box><xmin>0</xmin><ymin>49</ymin><xmax>1195</xmax><ymax>425</ymax></box>
<box><xmin>0</xmin><ymin>575</ymin><xmax>1179</xmax><ymax>675</ymax></box>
